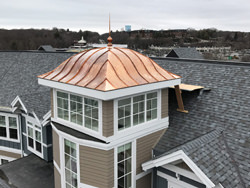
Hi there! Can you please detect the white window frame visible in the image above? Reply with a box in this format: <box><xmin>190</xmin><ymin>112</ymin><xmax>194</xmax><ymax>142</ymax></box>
<box><xmin>114</xmin><ymin>90</ymin><xmax>161</xmax><ymax>134</ymax></box>
<box><xmin>114</xmin><ymin>140</ymin><xmax>136</xmax><ymax>188</ymax></box>
<box><xmin>26</xmin><ymin>116</ymin><xmax>43</xmax><ymax>158</ymax></box>
<box><xmin>61</xmin><ymin>138</ymin><xmax>80</xmax><ymax>188</ymax></box>
<box><xmin>0</xmin><ymin>112</ymin><xmax>20</xmax><ymax>142</ymax></box>
<box><xmin>53</xmin><ymin>89</ymin><xmax>102</xmax><ymax>136</ymax></box>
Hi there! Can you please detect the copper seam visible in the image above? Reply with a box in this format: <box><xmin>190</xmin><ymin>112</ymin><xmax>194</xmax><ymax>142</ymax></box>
<box><xmin>85</xmin><ymin>59</ymin><xmax>109</xmax><ymax>87</ymax></box>
<box><xmin>105</xmin><ymin>59</ymin><xmax>128</xmax><ymax>87</ymax></box>
<box><xmin>109</xmin><ymin>50</ymin><xmax>139</xmax><ymax>85</ymax></box>
<box><xmin>114</xmin><ymin>47</ymin><xmax>148</xmax><ymax>83</ymax></box>
<box><xmin>150</xmin><ymin>59</ymin><xmax>178</xmax><ymax>79</ymax></box>
<box><xmin>138</xmin><ymin>52</ymin><xmax>172</xmax><ymax>79</ymax></box>
<box><xmin>75</xmin><ymin>49</ymin><xmax>109</xmax><ymax>85</ymax></box>
<box><xmin>130</xmin><ymin>50</ymin><xmax>158</xmax><ymax>81</ymax></box>
<box><xmin>67</xmin><ymin>47</ymin><xmax>106</xmax><ymax>84</ymax></box>
<box><xmin>95</xmin><ymin>78</ymin><xmax>107</xmax><ymax>89</ymax></box>
<box><xmin>50</xmin><ymin>56</ymin><xmax>75</xmax><ymax>80</ymax></box>
<box><xmin>58</xmin><ymin>49</ymin><xmax>91</xmax><ymax>82</ymax></box>
<box><xmin>105</xmin><ymin>79</ymin><xmax>116</xmax><ymax>89</ymax></box>
<box><xmin>149</xmin><ymin>59</ymin><xmax>170</xmax><ymax>80</ymax></box>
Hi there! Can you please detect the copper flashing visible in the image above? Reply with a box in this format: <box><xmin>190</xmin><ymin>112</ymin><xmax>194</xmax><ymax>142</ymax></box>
<box><xmin>38</xmin><ymin>47</ymin><xmax>181</xmax><ymax>91</ymax></box>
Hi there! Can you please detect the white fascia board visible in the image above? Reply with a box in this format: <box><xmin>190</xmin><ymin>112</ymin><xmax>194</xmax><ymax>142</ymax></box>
<box><xmin>142</xmin><ymin>150</ymin><xmax>215</xmax><ymax>188</ymax></box>
<box><xmin>52</xmin><ymin>118</ymin><xmax>168</xmax><ymax>151</ymax></box>
<box><xmin>41</xmin><ymin>111</ymin><xmax>51</xmax><ymax>126</ymax></box>
<box><xmin>38</xmin><ymin>78</ymin><xmax>181</xmax><ymax>100</ymax></box>
<box><xmin>11</xmin><ymin>96</ymin><xmax>28</xmax><ymax>113</ymax></box>
<box><xmin>0</xmin><ymin>106</ymin><xmax>12</xmax><ymax>112</ymax></box>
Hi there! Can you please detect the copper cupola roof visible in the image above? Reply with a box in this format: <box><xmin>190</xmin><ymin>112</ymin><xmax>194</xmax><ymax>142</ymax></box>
<box><xmin>38</xmin><ymin>47</ymin><xmax>180</xmax><ymax>91</ymax></box>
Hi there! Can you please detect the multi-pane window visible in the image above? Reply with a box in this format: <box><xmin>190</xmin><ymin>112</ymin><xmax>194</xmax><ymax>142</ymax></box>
<box><xmin>117</xmin><ymin>92</ymin><xmax>158</xmax><ymax>131</ymax></box>
<box><xmin>27</xmin><ymin>121</ymin><xmax>42</xmax><ymax>154</ymax></box>
<box><xmin>118</xmin><ymin>98</ymin><xmax>131</xmax><ymax>131</ymax></box>
<box><xmin>133</xmin><ymin>95</ymin><xmax>145</xmax><ymax>126</ymax></box>
<box><xmin>146</xmin><ymin>92</ymin><xmax>158</xmax><ymax>121</ymax></box>
<box><xmin>117</xmin><ymin>143</ymin><xmax>132</xmax><ymax>188</ymax></box>
<box><xmin>0</xmin><ymin>116</ymin><xmax>6</xmax><ymax>137</ymax></box>
<box><xmin>0</xmin><ymin>114</ymin><xmax>18</xmax><ymax>140</ymax></box>
<box><xmin>57</xmin><ymin>91</ymin><xmax>69</xmax><ymax>121</ymax></box>
<box><xmin>70</xmin><ymin>95</ymin><xmax>83</xmax><ymax>125</ymax></box>
<box><xmin>64</xmin><ymin>139</ymin><xmax>78</xmax><ymax>188</ymax></box>
<box><xmin>84</xmin><ymin>98</ymin><xmax>99</xmax><ymax>131</ymax></box>
<box><xmin>9</xmin><ymin>117</ymin><xmax>18</xmax><ymax>139</ymax></box>
<box><xmin>56</xmin><ymin>91</ymin><xmax>99</xmax><ymax>132</ymax></box>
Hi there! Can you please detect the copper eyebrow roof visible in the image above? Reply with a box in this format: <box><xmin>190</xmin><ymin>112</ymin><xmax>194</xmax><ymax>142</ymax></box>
<box><xmin>38</xmin><ymin>47</ymin><xmax>180</xmax><ymax>91</ymax></box>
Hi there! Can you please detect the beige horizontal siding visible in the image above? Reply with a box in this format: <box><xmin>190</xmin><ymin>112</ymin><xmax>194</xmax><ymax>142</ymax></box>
<box><xmin>136</xmin><ymin>129</ymin><xmax>166</xmax><ymax>174</ymax></box>
<box><xmin>161</xmin><ymin>88</ymin><xmax>169</xmax><ymax>118</ymax></box>
<box><xmin>80</xmin><ymin>145</ymin><xmax>114</xmax><ymax>188</ymax></box>
<box><xmin>0</xmin><ymin>150</ymin><xmax>21</xmax><ymax>159</ymax></box>
<box><xmin>54</xmin><ymin>166</ymin><xmax>61</xmax><ymax>188</ymax></box>
<box><xmin>102</xmin><ymin>100</ymin><xmax>114</xmax><ymax>137</ymax></box>
<box><xmin>136</xmin><ymin>173</ymin><xmax>152</xmax><ymax>188</ymax></box>
<box><xmin>52</xmin><ymin>129</ymin><xmax>60</xmax><ymax>168</ymax></box>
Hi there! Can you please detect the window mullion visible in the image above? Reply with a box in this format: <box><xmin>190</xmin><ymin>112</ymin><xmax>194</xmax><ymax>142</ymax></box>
<box><xmin>68</xmin><ymin>94</ymin><xmax>71</xmax><ymax>122</ymax></box>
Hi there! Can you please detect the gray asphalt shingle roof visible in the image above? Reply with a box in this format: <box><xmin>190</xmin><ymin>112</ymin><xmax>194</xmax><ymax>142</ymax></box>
<box><xmin>0</xmin><ymin>154</ymin><xmax>54</xmax><ymax>188</ymax></box>
<box><xmin>167</xmin><ymin>47</ymin><xmax>204</xmax><ymax>59</ymax></box>
<box><xmin>153</xmin><ymin>58</ymin><xmax>250</xmax><ymax>188</ymax></box>
<box><xmin>0</xmin><ymin>52</ymin><xmax>74</xmax><ymax>119</ymax></box>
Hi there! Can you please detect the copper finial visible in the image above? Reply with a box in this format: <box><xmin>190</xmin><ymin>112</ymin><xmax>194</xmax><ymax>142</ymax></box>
<box><xmin>107</xmin><ymin>14</ymin><xmax>113</xmax><ymax>47</ymax></box>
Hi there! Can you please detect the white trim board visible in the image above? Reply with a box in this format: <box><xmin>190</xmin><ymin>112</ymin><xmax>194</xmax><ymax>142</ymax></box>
<box><xmin>51</xmin><ymin>117</ymin><xmax>168</xmax><ymax>150</ymax></box>
<box><xmin>38</xmin><ymin>78</ymin><xmax>181</xmax><ymax>100</ymax></box>
<box><xmin>11</xmin><ymin>96</ymin><xmax>28</xmax><ymax>113</ymax></box>
<box><xmin>142</xmin><ymin>150</ymin><xmax>215</xmax><ymax>188</ymax></box>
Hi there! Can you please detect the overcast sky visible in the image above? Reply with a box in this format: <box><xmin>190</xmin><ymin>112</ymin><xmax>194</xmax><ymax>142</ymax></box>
<box><xmin>1</xmin><ymin>0</ymin><xmax>250</xmax><ymax>34</ymax></box>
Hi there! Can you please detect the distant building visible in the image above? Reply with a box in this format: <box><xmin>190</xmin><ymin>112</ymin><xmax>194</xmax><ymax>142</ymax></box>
<box><xmin>167</xmin><ymin>47</ymin><xmax>204</xmax><ymax>59</ymax></box>
<box><xmin>37</xmin><ymin>45</ymin><xmax>55</xmax><ymax>52</ymax></box>
<box><xmin>125</xmin><ymin>25</ymin><xmax>131</xmax><ymax>32</ymax></box>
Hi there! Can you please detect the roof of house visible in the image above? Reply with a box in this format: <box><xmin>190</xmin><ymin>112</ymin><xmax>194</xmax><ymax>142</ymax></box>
<box><xmin>37</xmin><ymin>45</ymin><xmax>55</xmax><ymax>52</ymax></box>
<box><xmin>38</xmin><ymin>47</ymin><xmax>180</xmax><ymax>91</ymax></box>
<box><xmin>0</xmin><ymin>51</ymin><xmax>74</xmax><ymax>119</ymax></box>
<box><xmin>153</xmin><ymin>58</ymin><xmax>250</xmax><ymax>188</ymax></box>
<box><xmin>166</xmin><ymin>47</ymin><xmax>204</xmax><ymax>59</ymax></box>
<box><xmin>0</xmin><ymin>154</ymin><xmax>54</xmax><ymax>188</ymax></box>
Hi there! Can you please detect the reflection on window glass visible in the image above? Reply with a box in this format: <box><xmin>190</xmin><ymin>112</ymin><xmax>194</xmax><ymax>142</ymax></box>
<box><xmin>84</xmin><ymin>98</ymin><xmax>99</xmax><ymax>131</ymax></box>
<box><xmin>27</xmin><ymin>121</ymin><xmax>42</xmax><ymax>153</ymax></box>
<box><xmin>118</xmin><ymin>92</ymin><xmax>158</xmax><ymax>131</ymax></box>
<box><xmin>118</xmin><ymin>98</ymin><xmax>131</xmax><ymax>131</ymax></box>
<box><xmin>56</xmin><ymin>91</ymin><xmax>99</xmax><ymax>132</ymax></box>
<box><xmin>64</xmin><ymin>139</ymin><xmax>78</xmax><ymax>188</ymax></box>
<box><xmin>9</xmin><ymin>117</ymin><xmax>17</xmax><ymax>139</ymax></box>
<box><xmin>0</xmin><ymin>116</ymin><xmax>6</xmax><ymax>137</ymax></box>
<box><xmin>117</xmin><ymin>143</ymin><xmax>132</xmax><ymax>188</ymax></box>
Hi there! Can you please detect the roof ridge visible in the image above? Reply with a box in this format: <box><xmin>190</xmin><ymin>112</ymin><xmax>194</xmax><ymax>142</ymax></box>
<box><xmin>156</xmin><ymin>128</ymin><xmax>224</xmax><ymax>158</ymax></box>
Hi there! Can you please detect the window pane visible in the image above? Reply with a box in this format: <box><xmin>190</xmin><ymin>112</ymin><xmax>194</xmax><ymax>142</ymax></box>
<box><xmin>28</xmin><ymin>137</ymin><xmax>34</xmax><ymax>148</ymax></box>
<box><xmin>84</xmin><ymin>98</ymin><xmax>99</xmax><ymax>131</ymax></box>
<box><xmin>36</xmin><ymin>141</ymin><xmax>41</xmax><ymax>152</ymax></box>
<box><xmin>133</xmin><ymin>115</ymin><xmax>138</xmax><ymax>125</ymax></box>
<box><xmin>71</xmin><ymin>158</ymin><xmax>77</xmax><ymax>173</ymax></box>
<box><xmin>147</xmin><ymin>92</ymin><xmax>157</xmax><ymax>99</ymax></box>
<box><xmin>125</xmin><ymin>106</ymin><xmax>131</xmax><ymax>117</ymax></box>
<box><xmin>0</xmin><ymin>116</ymin><xmax>6</xmax><ymax>126</ymax></box>
<box><xmin>118</xmin><ymin>119</ymin><xmax>124</xmax><ymax>131</ymax></box>
<box><xmin>125</xmin><ymin>117</ymin><xmax>131</xmax><ymax>128</ymax></box>
<box><xmin>125</xmin><ymin>173</ymin><xmax>131</xmax><ymax>188</ymax></box>
<box><xmin>124</xmin><ymin>143</ymin><xmax>131</xmax><ymax>158</ymax></box>
<box><xmin>118</xmin><ymin>98</ymin><xmax>130</xmax><ymax>106</ymax></box>
<box><xmin>125</xmin><ymin>159</ymin><xmax>132</xmax><ymax>174</ymax></box>
<box><xmin>139</xmin><ymin>113</ymin><xmax>145</xmax><ymax>124</ymax></box>
<box><xmin>9</xmin><ymin>117</ymin><xmax>17</xmax><ymax>128</ymax></box>
<box><xmin>28</xmin><ymin>127</ymin><xmax>33</xmax><ymax>137</ymax></box>
<box><xmin>9</xmin><ymin>128</ymin><xmax>18</xmax><ymax>139</ymax></box>
<box><xmin>118</xmin><ymin>161</ymin><xmax>124</xmax><ymax>178</ymax></box>
<box><xmin>133</xmin><ymin>95</ymin><xmax>144</xmax><ymax>102</ymax></box>
<box><xmin>0</xmin><ymin>127</ymin><xmax>6</xmax><ymax>137</ymax></box>
<box><xmin>118</xmin><ymin>177</ymin><xmax>124</xmax><ymax>188</ymax></box>
<box><xmin>35</xmin><ymin>131</ymin><xmax>41</xmax><ymax>142</ymax></box>
<box><xmin>65</xmin><ymin>154</ymin><xmax>71</xmax><ymax>169</ymax></box>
